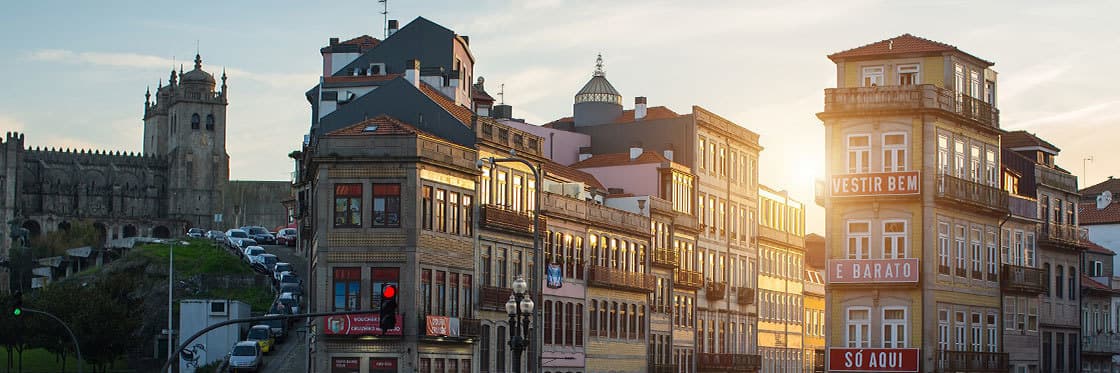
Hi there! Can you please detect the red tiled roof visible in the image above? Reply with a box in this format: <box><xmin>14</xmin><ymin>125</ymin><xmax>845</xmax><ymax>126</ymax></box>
<box><xmin>418</xmin><ymin>82</ymin><xmax>474</xmax><ymax>128</ymax></box>
<box><xmin>342</xmin><ymin>35</ymin><xmax>380</xmax><ymax>51</ymax></box>
<box><xmin>1081</xmin><ymin>274</ymin><xmax>1116</xmax><ymax>293</ymax></box>
<box><xmin>1085</xmin><ymin>240</ymin><xmax>1116</xmax><ymax>256</ymax></box>
<box><xmin>542</xmin><ymin>160</ymin><xmax>604</xmax><ymax>190</ymax></box>
<box><xmin>544</xmin><ymin>106</ymin><xmax>680</xmax><ymax>128</ymax></box>
<box><xmin>1002</xmin><ymin>130</ymin><xmax>1060</xmax><ymax>152</ymax></box>
<box><xmin>324</xmin><ymin>74</ymin><xmax>401</xmax><ymax>84</ymax></box>
<box><xmin>324</xmin><ymin>115</ymin><xmax>422</xmax><ymax>137</ymax></box>
<box><xmin>569</xmin><ymin>151</ymin><xmax>670</xmax><ymax>169</ymax></box>
<box><xmin>827</xmin><ymin>34</ymin><xmax>993</xmax><ymax>66</ymax></box>
<box><xmin>1081</xmin><ymin>177</ymin><xmax>1120</xmax><ymax>200</ymax></box>
<box><xmin>1080</xmin><ymin>202</ymin><xmax>1120</xmax><ymax>225</ymax></box>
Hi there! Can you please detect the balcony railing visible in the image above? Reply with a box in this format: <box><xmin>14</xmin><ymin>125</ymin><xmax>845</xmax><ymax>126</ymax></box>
<box><xmin>480</xmin><ymin>204</ymin><xmax>538</xmax><ymax>236</ymax></box>
<box><xmin>479</xmin><ymin>285</ymin><xmax>512</xmax><ymax>312</ymax></box>
<box><xmin>1008</xmin><ymin>194</ymin><xmax>1038</xmax><ymax>220</ymax></box>
<box><xmin>935</xmin><ymin>350</ymin><xmax>1009</xmax><ymax>372</ymax></box>
<box><xmin>652</xmin><ymin>248</ymin><xmax>679</xmax><ymax>268</ymax></box>
<box><xmin>736</xmin><ymin>287</ymin><xmax>755</xmax><ymax>305</ymax></box>
<box><xmin>1038</xmin><ymin>166</ymin><xmax>1078</xmax><ymax>192</ymax></box>
<box><xmin>588</xmin><ymin>265</ymin><xmax>655</xmax><ymax>293</ymax></box>
<box><xmin>1001</xmin><ymin>264</ymin><xmax>1047</xmax><ymax>294</ymax></box>
<box><xmin>417</xmin><ymin>316</ymin><xmax>481</xmax><ymax>338</ymax></box>
<box><xmin>674</xmin><ymin>268</ymin><xmax>703</xmax><ymax>290</ymax></box>
<box><xmin>1040</xmin><ymin>223</ymin><xmax>1088</xmax><ymax>246</ymax></box>
<box><xmin>823</xmin><ymin>84</ymin><xmax>999</xmax><ymax>128</ymax></box>
<box><xmin>937</xmin><ymin>175</ymin><xmax>1009</xmax><ymax>213</ymax></box>
<box><xmin>705</xmin><ymin>281</ymin><xmax>727</xmax><ymax>301</ymax></box>
<box><xmin>649</xmin><ymin>363</ymin><xmax>678</xmax><ymax>373</ymax></box>
<box><xmin>1083</xmin><ymin>334</ymin><xmax>1120</xmax><ymax>353</ymax></box>
<box><xmin>697</xmin><ymin>353</ymin><xmax>762</xmax><ymax>372</ymax></box>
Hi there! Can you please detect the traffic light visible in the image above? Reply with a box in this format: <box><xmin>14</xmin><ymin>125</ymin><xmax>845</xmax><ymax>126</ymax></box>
<box><xmin>378</xmin><ymin>284</ymin><xmax>398</xmax><ymax>334</ymax></box>
<box><xmin>10</xmin><ymin>291</ymin><xmax>22</xmax><ymax>317</ymax></box>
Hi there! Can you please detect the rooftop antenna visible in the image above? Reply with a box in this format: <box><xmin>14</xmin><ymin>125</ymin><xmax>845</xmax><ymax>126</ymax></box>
<box><xmin>1083</xmin><ymin>156</ymin><xmax>1094</xmax><ymax>184</ymax></box>
<box><xmin>379</xmin><ymin>0</ymin><xmax>389</xmax><ymax>38</ymax></box>
<box><xmin>498</xmin><ymin>83</ymin><xmax>505</xmax><ymax>105</ymax></box>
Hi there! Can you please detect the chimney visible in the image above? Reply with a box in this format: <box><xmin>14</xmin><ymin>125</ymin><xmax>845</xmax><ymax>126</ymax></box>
<box><xmin>388</xmin><ymin>20</ymin><xmax>399</xmax><ymax>36</ymax></box>
<box><xmin>329</xmin><ymin>37</ymin><xmax>339</xmax><ymax>46</ymax></box>
<box><xmin>492</xmin><ymin>104</ymin><xmax>513</xmax><ymax>119</ymax></box>
<box><xmin>635</xmin><ymin>96</ymin><xmax>647</xmax><ymax>120</ymax></box>
<box><xmin>629</xmin><ymin>146</ymin><xmax>643</xmax><ymax>160</ymax></box>
<box><xmin>404</xmin><ymin>59</ymin><xmax>420</xmax><ymax>87</ymax></box>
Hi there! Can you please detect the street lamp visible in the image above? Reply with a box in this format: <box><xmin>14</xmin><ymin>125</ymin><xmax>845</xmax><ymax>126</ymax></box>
<box><xmin>506</xmin><ymin>276</ymin><xmax>534</xmax><ymax>373</ymax></box>
<box><xmin>167</xmin><ymin>239</ymin><xmax>188</xmax><ymax>367</ymax></box>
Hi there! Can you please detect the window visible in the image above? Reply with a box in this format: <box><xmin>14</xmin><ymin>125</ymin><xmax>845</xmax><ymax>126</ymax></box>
<box><xmin>971</xmin><ymin>228</ymin><xmax>983</xmax><ymax>280</ymax></box>
<box><xmin>496</xmin><ymin>326</ymin><xmax>506</xmax><ymax>372</ymax></box>
<box><xmin>938</xmin><ymin>134</ymin><xmax>950</xmax><ymax>175</ymax></box>
<box><xmin>938</xmin><ymin>309</ymin><xmax>950</xmax><ymax>351</ymax></box>
<box><xmin>1024</xmin><ymin>233</ymin><xmax>1035</xmax><ymax>267</ymax></box>
<box><xmin>898</xmin><ymin>64</ymin><xmax>919</xmax><ymax>85</ymax></box>
<box><xmin>986</xmin><ymin>313</ymin><xmax>998</xmax><ymax>352</ymax></box>
<box><xmin>846</xmin><ymin>307</ymin><xmax>870</xmax><ymax>347</ymax></box>
<box><xmin>434</xmin><ymin>271</ymin><xmax>446</xmax><ymax>315</ymax></box>
<box><xmin>512</xmin><ymin>175</ymin><xmax>523</xmax><ymax>211</ymax></box>
<box><xmin>970</xmin><ymin>71</ymin><xmax>981</xmax><ymax>98</ymax></box>
<box><xmin>463</xmin><ymin>195</ymin><xmax>473</xmax><ymax>236</ymax></box>
<box><xmin>1093</xmin><ymin>261</ymin><xmax>1104</xmax><ymax>277</ymax></box>
<box><xmin>986</xmin><ymin>149</ymin><xmax>998</xmax><ymax>187</ymax></box>
<box><xmin>986</xmin><ymin>230</ymin><xmax>998</xmax><ymax>281</ymax></box>
<box><xmin>372</xmin><ymin>184</ymin><xmax>401</xmax><ymax>227</ymax></box>
<box><xmin>191</xmin><ymin>113</ymin><xmax>200</xmax><ymax>130</ymax></box>
<box><xmin>939</xmin><ymin>222</ymin><xmax>951</xmax><ymax>274</ymax></box>
<box><xmin>1027</xmin><ymin>299</ymin><xmax>1038</xmax><ymax>331</ymax></box>
<box><xmin>954</xmin><ymin>140</ymin><xmax>966</xmax><ymax>178</ymax></box>
<box><xmin>883</xmin><ymin>133</ymin><xmax>907</xmax><ymax>172</ymax></box>
<box><xmin>527</xmin><ymin>179</ymin><xmax>536</xmax><ymax>213</ymax></box>
<box><xmin>970</xmin><ymin>313</ymin><xmax>982</xmax><ymax>351</ymax></box>
<box><xmin>333</xmin><ymin>267</ymin><xmax>361</xmax><ymax>310</ymax></box>
<box><xmin>883</xmin><ymin>308</ymin><xmax>907</xmax><ymax>348</ymax></box>
<box><xmin>421</xmin><ymin>269</ymin><xmax>432</xmax><ymax>315</ymax></box>
<box><xmin>954</xmin><ymin>311</ymin><xmax>966</xmax><ymax>351</ymax></box>
<box><xmin>955</xmin><ymin>225</ymin><xmax>967</xmax><ymax>276</ymax></box>
<box><xmin>448</xmin><ymin>192</ymin><xmax>460</xmax><ymax>235</ymax></box>
<box><xmin>480</xmin><ymin>168</ymin><xmax>491</xmax><ymax>205</ymax></box>
<box><xmin>1055</xmin><ymin>265</ymin><xmax>1064</xmax><ymax>299</ymax></box>
<box><xmin>847</xmin><ymin>221</ymin><xmax>870</xmax><ymax>259</ymax></box>
<box><xmin>334</xmin><ymin>184</ymin><xmax>362</xmax><ymax>227</ymax></box>
<box><xmin>862</xmin><ymin>66</ymin><xmax>884</xmax><ymax>86</ymax></box>
<box><xmin>434</xmin><ymin>189</ymin><xmax>446</xmax><ymax>232</ymax></box>
<box><xmin>449</xmin><ymin>273</ymin><xmax>459</xmax><ymax>317</ymax></box>
<box><xmin>370</xmin><ymin>267</ymin><xmax>400</xmax><ymax>310</ymax></box>
<box><xmin>970</xmin><ymin>145</ymin><xmax>982</xmax><ymax>182</ymax></box>
<box><xmin>1069</xmin><ymin>268</ymin><xmax>1076</xmax><ymax>301</ymax></box>
<box><xmin>847</xmin><ymin>135</ymin><xmax>870</xmax><ymax>173</ymax></box>
<box><xmin>422</xmin><ymin>186</ymin><xmax>433</xmax><ymax>230</ymax></box>
<box><xmin>495</xmin><ymin>171</ymin><xmax>507</xmax><ymax>207</ymax></box>
<box><xmin>205</xmin><ymin>114</ymin><xmax>215</xmax><ymax>131</ymax></box>
<box><xmin>1004</xmin><ymin>296</ymin><xmax>1016</xmax><ymax>330</ymax></box>
<box><xmin>883</xmin><ymin>220</ymin><xmax>907</xmax><ymax>258</ymax></box>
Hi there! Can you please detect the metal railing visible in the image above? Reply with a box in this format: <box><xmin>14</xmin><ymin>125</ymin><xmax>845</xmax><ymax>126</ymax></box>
<box><xmin>1001</xmin><ymin>264</ymin><xmax>1047</xmax><ymax>294</ymax></box>
<box><xmin>587</xmin><ymin>265</ymin><xmax>655</xmax><ymax>293</ymax></box>
<box><xmin>1040</xmin><ymin>223</ymin><xmax>1088</xmax><ymax>245</ymax></box>
<box><xmin>1082</xmin><ymin>334</ymin><xmax>1120</xmax><ymax>353</ymax></box>
<box><xmin>674</xmin><ymin>268</ymin><xmax>703</xmax><ymax>290</ymax></box>
<box><xmin>935</xmin><ymin>350</ymin><xmax>1009</xmax><ymax>372</ymax></box>
<box><xmin>736</xmin><ymin>287</ymin><xmax>755</xmax><ymax>305</ymax></box>
<box><xmin>705</xmin><ymin>281</ymin><xmax>727</xmax><ymax>301</ymax></box>
<box><xmin>479</xmin><ymin>204</ymin><xmax>537</xmax><ymax>235</ymax></box>
<box><xmin>697</xmin><ymin>353</ymin><xmax>762</xmax><ymax>371</ymax></box>
<box><xmin>479</xmin><ymin>285</ymin><xmax>512</xmax><ymax>312</ymax></box>
<box><xmin>937</xmin><ymin>175</ymin><xmax>1009</xmax><ymax>212</ymax></box>
<box><xmin>652</xmin><ymin>248</ymin><xmax>679</xmax><ymax>268</ymax></box>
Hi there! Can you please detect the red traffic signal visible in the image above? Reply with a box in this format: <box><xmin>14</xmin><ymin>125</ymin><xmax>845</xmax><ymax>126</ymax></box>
<box><xmin>382</xmin><ymin>284</ymin><xmax>396</xmax><ymax>300</ymax></box>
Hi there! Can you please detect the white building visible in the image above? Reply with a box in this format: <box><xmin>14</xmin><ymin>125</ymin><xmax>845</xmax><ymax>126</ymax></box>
<box><xmin>178</xmin><ymin>299</ymin><xmax>251</xmax><ymax>372</ymax></box>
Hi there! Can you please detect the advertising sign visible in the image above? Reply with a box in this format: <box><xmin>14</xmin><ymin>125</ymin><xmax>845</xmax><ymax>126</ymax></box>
<box><xmin>369</xmin><ymin>358</ymin><xmax>398</xmax><ymax>373</ymax></box>
<box><xmin>828</xmin><ymin>258</ymin><xmax>920</xmax><ymax>284</ymax></box>
<box><xmin>831</xmin><ymin>171</ymin><xmax>920</xmax><ymax>197</ymax></box>
<box><xmin>323</xmin><ymin>313</ymin><xmax>402</xmax><ymax>336</ymax></box>
<box><xmin>331</xmin><ymin>357</ymin><xmax>360</xmax><ymax>373</ymax></box>
<box><xmin>828</xmin><ymin>348</ymin><xmax>919</xmax><ymax>372</ymax></box>
<box><xmin>547</xmin><ymin>263</ymin><xmax>563</xmax><ymax>289</ymax></box>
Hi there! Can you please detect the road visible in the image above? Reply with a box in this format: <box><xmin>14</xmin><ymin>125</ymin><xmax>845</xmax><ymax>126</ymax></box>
<box><xmin>259</xmin><ymin>244</ymin><xmax>308</xmax><ymax>373</ymax></box>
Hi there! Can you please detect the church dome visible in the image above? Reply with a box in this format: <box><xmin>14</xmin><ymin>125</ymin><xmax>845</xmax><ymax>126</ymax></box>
<box><xmin>574</xmin><ymin>54</ymin><xmax>621</xmax><ymax>105</ymax></box>
<box><xmin>181</xmin><ymin>54</ymin><xmax>215</xmax><ymax>85</ymax></box>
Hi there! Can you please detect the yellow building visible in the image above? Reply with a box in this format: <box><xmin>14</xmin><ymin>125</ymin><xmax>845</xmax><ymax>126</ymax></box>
<box><xmin>757</xmin><ymin>186</ymin><xmax>806</xmax><ymax>373</ymax></box>
<box><xmin>802</xmin><ymin>268</ymin><xmax>825</xmax><ymax>373</ymax></box>
<box><xmin>819</xmin><ymin>34</ymin><xmax>1009</xmax><ymax>373</ymax></box>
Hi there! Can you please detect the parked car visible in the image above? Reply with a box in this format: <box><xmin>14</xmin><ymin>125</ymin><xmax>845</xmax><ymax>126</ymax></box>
<box><xmin>246</xmin><ymin>325</ymin><xmax>274</xmax><ymax>354</ymax></box>
<box><xmin>263</xmin><ymin>314</ymin><xmax>288</xmax><ymax>342</ymax></box>
<box><xmin>186</xmin><ymin>228</ymin><xmax>205</xmax><ymax>238</ymax></box>
<box><xmin>275</xmin><ymin>228</ymin><xmax>297</xmax><ymax>246</ymax></box>
<box><xmin>277</xmin><ymin>292</ymin><xmax>301</xmax><ymax>314</ymax></box>
<box><xmin>235</xmin><ymin>239</ymin><xmax>258</xmax><ymax>256</ymax></box>
<box><xmin>259</xmin><ymin>254</ymin><xmax>278</xmax><ymax>271</ymax></box>
<box><xmin>272</xmin><ymin>263</ymin><xmax>294</xmax><ymax>282</ymax></box>
<box><xmin>242</xmin><ymin>226</ymin><xmax>275</xmax><ymax>245</ymax></box>
<box><xmin>225</xmin><ymin>229</ymin><xmax>250</xmax><ymax>248</ymax></box>
<box><xmin>227</xmin><ymin>341</ymin><xmax>262</xmax><ymax>372</ymax></box>
<box><xmin>278</xmin><ymin>272</ymin><xmax>302</xmax><ymax>287</ymax></box>
<box><xmin>278</xmin><ymin>282</ymin><xmax>302</xmax><ymax>300</ymax></box>
<box><xmin>206</xmin><ymin>230</ymin><xmax>225</xmax><ymax>242</ymax></box>
<box><xmin>244</xmin><ymin>246</ymin><xmax>266</xmax><ymax>265</ymax></box>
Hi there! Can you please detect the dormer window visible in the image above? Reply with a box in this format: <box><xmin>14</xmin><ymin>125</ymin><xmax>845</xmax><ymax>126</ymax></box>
<box><xmin>206</xmin><ymin>114</ymin><xmax>215</xmax><ymax>131</ymax></box>
<box><xmin>898</xmin><ymin>64</ymin><xmax>919</xmax><ymax>85</ymax></box>
<box><xmin>861</xmin><ymin>66</ymin><xmax>883</xmax><ymax>87</ymax></box>
<box><xmin>191</xmin><ymin>113</ymin><xmax>200</xmax><ymax>130</ymax></box>
<box><xmin>369</xmin><ymin>63</ymin><xmax>385</xmax><ymax>76</ymax></box>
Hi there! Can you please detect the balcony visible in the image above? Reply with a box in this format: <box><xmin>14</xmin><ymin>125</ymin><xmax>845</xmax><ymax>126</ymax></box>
<box><xmin>652</xmin><ymin>248</ymin><xmax>679</xmax><ymax>268</ymax></box>
<box><xmin>588</xmin><ymin>265</ymin><xmax>655</xmax><ymax>293</ymax></box>
<box><xmin>937</xmin><ymin>175</ymin><xmax>1009</xmax><ymax>213</ymax></box>
<box><xmin>674</xmin><ymin>268</ymin><xmax>703</xmax><ymax>290</ymax></box>
<box><xmin>1038</xmin><ymin>166</ymin><xmax>1078</xmax><ymax>192</ymax></box>
<box><xmin>1001</xmin><ymin>264</ymin><xmax>1047</xmax><ymax>294</ymax></box>
<box><xmin>822</xmin><ymin>84</ymin><xmax>999</xmax><ymax>128</ymax></box>
<box><xmin>1008</xmin><ymin>194</ymin><xmax>1038</xmax><ymax>220</ymax></box>
<box><xmin>418</xmin><ymin>316</ymin><xmax>481</xmax><ymax>339</ymax></box>
<box><xmin>705</xmin><ymin>281</ymin><xmax>727</xmax><ymax>301</ymax></box>
<box><xmin>1040</xmin><ymin>223</ymin><xmax>1088</xmax><ymax>248</ymax></box>
<box><xmin>480</xmin><ymin>204</ymin><xmax>538</xmax><ymax>236</ymax></box>
<box><xmin>736</xmin><ymin>287</ymin><xmax>755</xmax><ymax>305</ymax></box>
<box><xmin>1083</xmin><ymin>334</ymin><xmax>1120</xmax><ymax>354</ymax></box>
<box><xmin>697</xmin><ymin>353</ymin><xmax>762</xmax><ymax>372</ymax></box>
<box><xmin>649</xmin><ymin>364</ymin><xmax>678</xmax><ymax>373</ymax></box>
<box><xmin>935</xmin><ymin>350</ymin><xmax>1009</xmax><ymax>372</ymax></box>
<box><xmin>479</xmin><ymin>285</ymin><xmax>512</xmax><ymax>312</ymax></box>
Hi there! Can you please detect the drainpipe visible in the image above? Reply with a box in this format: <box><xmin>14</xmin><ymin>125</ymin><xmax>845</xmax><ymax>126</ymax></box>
<box><xmin>997</xmin><ymin>210</ymin><xmax>1011</xmax><ymax>356</ymax></box>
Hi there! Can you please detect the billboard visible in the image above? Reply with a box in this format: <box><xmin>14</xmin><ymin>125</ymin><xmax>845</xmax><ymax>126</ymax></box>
<box><xmin>828</xmin><ymin>258</ymin><xmax>920</xmax><ymax>284</ymax></box>
<box><xmin>323</xmin><ymin>313</ymin><xmax>402</xmax><ymax>336</ymax></box>
<box><xmin>831</xmin><ymin>171</ymin><xmax>920</xmax><ymax>197</ymax></box>
<box><xmin>828</xmin><ymin>348</ymin><xmax>919</xmax><ymax>372</ymax></box>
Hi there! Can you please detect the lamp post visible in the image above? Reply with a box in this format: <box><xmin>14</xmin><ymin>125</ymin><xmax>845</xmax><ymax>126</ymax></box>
<box><xmin>167</xmin><ymin>239</ymin><xmax>188</xmax><ymax>370</ymax></box>
<box><xmin>506</xmin><ymin>276</ymin><xmax>534</xmax><ymax>373</ymax></box>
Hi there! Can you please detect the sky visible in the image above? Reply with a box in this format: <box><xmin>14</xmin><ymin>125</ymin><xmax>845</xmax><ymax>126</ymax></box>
<box><xmin>2</xmin><ymin>0</ymin><xmax>1119</xmax><ymax>234</ymax></box>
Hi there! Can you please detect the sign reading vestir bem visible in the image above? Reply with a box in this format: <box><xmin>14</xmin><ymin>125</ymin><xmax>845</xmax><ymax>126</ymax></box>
<box><xmin>831</xmin><ymin>171</ymin><xmax>920</xmax><ymax>197</ymax></box>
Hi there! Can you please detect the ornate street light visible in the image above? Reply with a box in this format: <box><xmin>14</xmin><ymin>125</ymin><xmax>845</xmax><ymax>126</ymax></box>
<box><xmin>507</xmin><ymin>276</ymin><xmax>534</xmax><ymax>373</ymax></box>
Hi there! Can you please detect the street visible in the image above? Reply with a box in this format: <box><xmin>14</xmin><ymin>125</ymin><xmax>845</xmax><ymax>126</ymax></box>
<box><xmin>259</xmin><ymin>244</ymin><xmax>308</xmax><ymax>373</ymax></box>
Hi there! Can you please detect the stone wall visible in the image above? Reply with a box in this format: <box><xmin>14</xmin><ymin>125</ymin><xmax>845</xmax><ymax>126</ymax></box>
<box><xmin>220</xmin><ymin>180</ymin><xmax>290</xmax><ymax>230</ymax></box>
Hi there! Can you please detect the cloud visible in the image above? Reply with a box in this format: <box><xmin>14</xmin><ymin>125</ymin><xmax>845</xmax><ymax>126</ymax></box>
<box><xmin>1010</xmin><ymin>100</ymin><xmax>1120</xmax><ymax>129</ymax></box>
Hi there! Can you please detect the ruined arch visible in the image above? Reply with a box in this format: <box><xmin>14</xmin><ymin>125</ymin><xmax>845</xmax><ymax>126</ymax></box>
<box><xmin>152</xmin><ymin>226</ymin><xmax>171</xmax><ymax>239</ymax></box>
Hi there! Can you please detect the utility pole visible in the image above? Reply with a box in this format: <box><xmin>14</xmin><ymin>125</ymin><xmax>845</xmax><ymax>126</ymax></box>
<box><xmin>1083</xmin><ymin>156</ymin><xmax>1093</xmax><ymax>185</ymax></box>
<box><xmin>379</xmin><ymin>0</ymin><xmax>389</xmax><ymax>38</ymax></box>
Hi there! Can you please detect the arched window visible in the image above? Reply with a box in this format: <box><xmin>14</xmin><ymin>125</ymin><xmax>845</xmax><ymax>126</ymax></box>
<box><xmin>190</xmin><ymin>113</ymin><xmax>200</xmax><ymax>130</ymax></box>
<box><xmin>205</xmin><ymin>114</ymin><xmax>215</xmax><ymax>131</ymax></box>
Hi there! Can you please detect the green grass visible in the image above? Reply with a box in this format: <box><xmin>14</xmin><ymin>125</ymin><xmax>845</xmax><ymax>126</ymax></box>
<box><xmin>0</xmin><ymin>348</ymin><xmax>128</xmax><ymax>372</ymax></box>
<box><xmin>135</xmin><ymin>239</ymin><xmax>252</xmax><ymax>277</ymax></box>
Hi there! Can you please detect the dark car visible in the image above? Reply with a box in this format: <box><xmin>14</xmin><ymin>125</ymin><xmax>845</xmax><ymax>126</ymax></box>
<box><xmin>279</xmin><ymin>282</ymin><xmax>302</xmax><ymax>299</ymax></box>
<box><xmin>242</xmin><ymin>226</ymin><xmax>275</xmax><ymax>245</ymax></box>
<box><xmin>263</xmin><ymin>314</ymin><xmax>288</xmax><ymax>342</ymax></box>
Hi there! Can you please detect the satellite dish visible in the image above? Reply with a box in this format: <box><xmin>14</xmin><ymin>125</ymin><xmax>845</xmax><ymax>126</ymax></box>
<box><xmin>1099</xmin><ymin>191</ymin><xmax>1113</xmax><ymax>210</ymax></box>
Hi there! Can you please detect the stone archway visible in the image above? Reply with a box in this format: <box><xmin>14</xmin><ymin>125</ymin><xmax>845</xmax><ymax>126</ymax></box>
<box><xmin>152</xmin><ymin>226</ymin><xmax>171</xmax><ymax>239</ymax></box>
<box><xmin>123</xmin><ymin>225</ymin><xmax>138</xmax><ymax>238</ymax></box>
<box><xmin>21</xmin><ymin>220</ymin><xmax>41</xmax><ymax>238</ymax></box>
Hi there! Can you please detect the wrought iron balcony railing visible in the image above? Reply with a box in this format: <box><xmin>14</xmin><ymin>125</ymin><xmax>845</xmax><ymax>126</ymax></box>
<box><xmin>937</xmin><ymin>175</ymin><xmax>1009</xmax><ymax>213</ymax></box>
<box><xmin>674</xmin><ymin>268</ymin><xmax>703</xmax><ymax>290</ymax></box>
<box><xmin>736</xmin><ymin>287</ymin><xmax>755</xmax><ymax>305</ymax></box>
<box><xmin>417</xmin><ymin>315</ymin><xmax>481</xmax><ymax>338</ymax></box>
<box><xmin>697</xmin><ymin>353</ymin><xmax>762</xmax><ymax>372</ymax></box>
<box><xmin>935</xmin><ymin>350</ymin><xmax>1009</xmax><ymax>372</ymax></box>
<box><xmin>1082</xmin><ymin>334</ymin><xmax>1120</xmax><ymax>353</ymax></box>
<box><xmin>478</xmin><ymin>285</ymin><xmax>512</xmax><ymax>312</ymax></box>
<box><xmin>705</xmin><ymin>281</ymin><xmax>727</xmax><ymax>301</ymax></box>
<box><xmin>479</xmin><ymin>204</ymin><xmax>539</xmax><ymax>236</ymax></box>
<box><xmin>652</xmin><ymin>248</ymin><xmax>679</xmax><ymax>268</ymax></box>
<box><xmin>649</xmin><ymin>363</ymin><xmax>678</xmax><ymax>373</ymax></box>
<box><xmin>1001</xmin><ymin>264</ymin><xmax>1047</xmax><ymax>294</ymax></box>
<box><xmin>1040</xmin><ymin>223</ymin><xmax>1088</xmax><ymax>247</ymax></box>
<box><xmin>588</xmin><ymin>265</ymin><xmax>655</xmax><ymax>293</ymax></box>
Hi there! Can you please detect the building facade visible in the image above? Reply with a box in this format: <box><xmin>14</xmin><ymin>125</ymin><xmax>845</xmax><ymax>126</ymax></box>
<box><xmin>757</xmin><ymin>186</ymin><xmax>806</xmax><ymax>373</ymax></box>
<box><xmin>802</xmin><ymin>268</ymin><xmax>825</xmax><ymax>373</ymax></box>
<box><xmin>820</xmin><ymin>34</ymin><xmax>1009</xmax><ymax>373</ymax></box>
<box><xmin>1082</xmin><ymin>241</ymin><xmax>1119</xmax><ymax>373</ymax></box>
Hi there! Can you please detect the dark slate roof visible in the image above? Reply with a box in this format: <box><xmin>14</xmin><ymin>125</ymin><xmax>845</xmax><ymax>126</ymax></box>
<box><xmin>315</xmin><ymin>77</ymin><xmax>475</xmax><ymax>147</ymax></box>
<box><xmin>1002</xmin><ymin>130</ymin><xmax>1060</xmax><ymax>152</ymax></box>
<box><xmin>828</xmin><ymin>33</ymin><xmax>993</xmax><ymax>66</ymax></box>
<box><xmin>334</xmin><ymin>17</ymin><xmax>464</xmax><ymax>81</ymax></box>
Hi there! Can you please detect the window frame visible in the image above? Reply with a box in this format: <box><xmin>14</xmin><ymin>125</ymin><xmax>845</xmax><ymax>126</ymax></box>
<box><xmin>846</xmin><ymin>134</ymin><xmax>871</xmax><ymax>174</ymax></box>
<box><xmin>333</xmin><ymin>183</ymin><xmax>362</xmax><ymax>228</ymax></box>
<box><xmin>897</xmin><ymin>64</ymin><xmax>920</xmax><ymax>85</ymax></box>
<box><xmin>882</xmin><ymin>132</ymin><xmax>908</xmax><ymax>172</ymax></box>
<box><xmin>845</xmin><ymin>306</ymin><xmax>871</xmax><ymax>348</ymax></box>
<box><xmin>371</xmin><ymin>183</ymin><xmax>401</xmax><ymax>227</ymax></box>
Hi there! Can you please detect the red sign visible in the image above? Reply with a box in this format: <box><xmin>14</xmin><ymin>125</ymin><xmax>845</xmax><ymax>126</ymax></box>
<box><xmin>323</xmin><ymin>313</ymin><xmax>402</xmax><ymax>336</ymax></box>
<box><xmin>332</xmin><ymin>357</ymin><xmax>360</xmax><ymax>373</ymax></box>
<box><xmin>369</xmin><ymin>358</ymin><xmax>398</xmax><ymax>373</ymax></box>
<box><xmin>828</xmin><ymin>348</ymin><xmax>919</xmax><ymax>372</ymax></box>
<box><xmin>831</xmin><ymin>171</ymin><xmax>920</xmax><ymax>197</ymax></box>
<box><xmin>426</xmin><ymin>315</ymin><xmax>450</xmax><ymax>336</ymax></box>
<box><xmin>829</xmin><ymin>258</ymin><xmax>920</xmax><ymax>284</ymax></box>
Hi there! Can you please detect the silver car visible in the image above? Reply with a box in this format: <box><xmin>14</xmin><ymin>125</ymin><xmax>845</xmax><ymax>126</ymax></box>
<box><xmin>227</xmin><ymin>341</ymin><xmax>261</xmax><ymax>372</ymax></box>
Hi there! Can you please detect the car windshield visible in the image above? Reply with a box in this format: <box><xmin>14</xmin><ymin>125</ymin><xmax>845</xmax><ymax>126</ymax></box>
<box><xmin>280</xmin><ymin>297</ymin><xmax>296</xmax><ymax>305</ymax></box>
<box><xmin>281</xmin><ymin>275</ymin><xmax>298</xmax><ymax>283</ymax></box>
<box><xmin>232</xmin><ymin>345</ymin><xmax>257</xmax><ymax>356</ymax></box>
<box><xmin>189</xmin><ymin>228</ymin><xmax>204</xmax><ymax>233</ymax></box>
<box><xmin>275</xmin><ymin>264</ymin><xmax>292</xmax><ymax>273</ymax></box>
<box><xmin>263</xmin><ymin>256</ymin><xmax>277</xmax><ymax>266</ymax></box>
<box><xmin>249</xmin><ymin>227</ymin><xmax>268</xmax><ymax>235</ymax></box>
<box><xmin>240</xmin><ymin>239</ymin><xmax>256</xmax><ymax>247</ymax></box>
<box><xmin>229</xmin><ymin>231</ymin><xmax>248</xmax><ymax>238</ymax></box>
<box><xmin>248</xmin><ymin>248</ymin><xmax>264</xmax><ymax>256</ymax></box>
<box><xmin>247</xmin><ymin>327</ymin><xmax>269</xmax><ymax>339</ymax></box>
<box><xmin>281</xmin><ymin>284</ymin><xmax>300</xmax><ymax>292</ymax></box>
<box><xmin>281</xmin><ymin>229</ymin><xmax>296</xmax><ymax>235</ymax></box>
